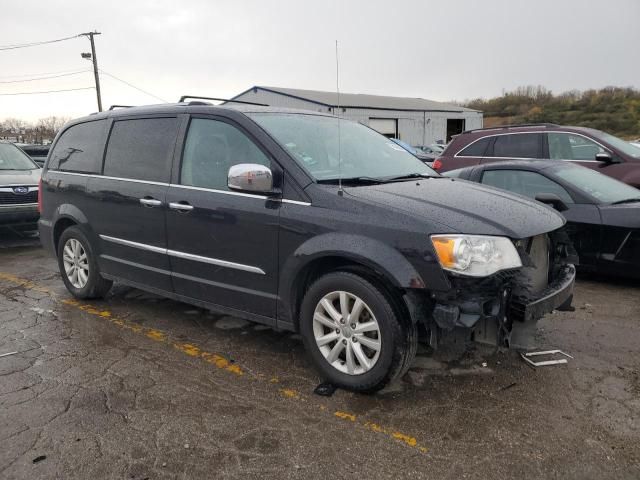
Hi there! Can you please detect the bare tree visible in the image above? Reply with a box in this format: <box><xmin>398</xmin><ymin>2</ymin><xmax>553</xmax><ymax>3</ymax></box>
<box><xmin>36</xmin><ymin>116</ymin><xmax>70</xmax><ymax>139</ymax></box>
<box><xmin>3</xmin><ymin>117</ymin><xmax>29</xmax><ymax>134</ymax></box>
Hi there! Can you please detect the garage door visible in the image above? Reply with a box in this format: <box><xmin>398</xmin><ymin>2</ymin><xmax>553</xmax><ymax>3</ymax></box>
<box><xmin>369</xmin><ymin>118</ymin><xmax>397</xmax><ymax>138</ymax></box>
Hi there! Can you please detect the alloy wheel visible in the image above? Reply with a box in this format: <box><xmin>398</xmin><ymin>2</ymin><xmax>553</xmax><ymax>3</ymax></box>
<box><xmin>62</xmin><ymin>238</ymin><xmax>89</xmax><ymax>289</ymax></box>
<box><xmin>312</xmin><ymin>291</ymin><xmax>382</xmax><ymax>375</ymax></box>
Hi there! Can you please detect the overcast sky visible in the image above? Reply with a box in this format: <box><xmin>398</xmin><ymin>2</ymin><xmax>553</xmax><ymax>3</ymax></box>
<box><xmin>1</xmin><ymin>0</ymin><xmax>638</xmax><ymax>122</ymax></box>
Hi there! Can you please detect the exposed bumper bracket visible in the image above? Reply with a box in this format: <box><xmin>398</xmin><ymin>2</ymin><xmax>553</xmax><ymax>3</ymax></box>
<box><xmin>520</xmin><ymin>349</ymin><xmax>573</xmax><ymax>367</ymax></box>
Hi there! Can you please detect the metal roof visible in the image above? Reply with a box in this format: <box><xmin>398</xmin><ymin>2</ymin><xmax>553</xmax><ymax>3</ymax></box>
<box><xmin>235</xmin><ymin>86</ymin><xmax>480</xmax><ymax>113</ymax></box>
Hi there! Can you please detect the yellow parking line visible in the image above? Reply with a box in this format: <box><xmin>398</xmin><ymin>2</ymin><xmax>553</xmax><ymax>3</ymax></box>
<box><xmin>0</xmin><ymin>272</ymin><xmax>428</xmax><ymax>454</ymax></box>
<box><xmin>62</xmin><ymin>298</ymin><xmax>245</xmax><ymax>377</ymax></box>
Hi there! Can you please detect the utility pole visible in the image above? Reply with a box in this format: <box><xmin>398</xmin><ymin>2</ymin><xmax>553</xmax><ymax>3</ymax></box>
<box><xmin>80</xmin><ymin>31</ymin><xmax>102</xmax><ymax>112</ymax></box>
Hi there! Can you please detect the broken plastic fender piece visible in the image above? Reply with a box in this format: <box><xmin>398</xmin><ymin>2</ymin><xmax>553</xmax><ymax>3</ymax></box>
<box><xmin>520</xmin><ymin>349</ymin><xmax>573</xmax><ymax>367</ymax></box>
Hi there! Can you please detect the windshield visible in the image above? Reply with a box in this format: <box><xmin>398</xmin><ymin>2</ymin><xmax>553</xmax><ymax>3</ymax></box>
<box><xmin>590</xmin><ymin>130</ymin><xmax>640</xmax><ymax>159</ymax></box>
<box><xmin>249</xmin><ymin>113</ymin><xmax>435</xmax><ymax>181</ymax></box>
<box><xmin>553</xmin><ymin>165</ymin><xmax>640</xmax><ymax>204</ymax></box>
<box><xmin>0</xmin><ymin>144</ymin><xmax>38</xmax><ymax>170</ymax></box>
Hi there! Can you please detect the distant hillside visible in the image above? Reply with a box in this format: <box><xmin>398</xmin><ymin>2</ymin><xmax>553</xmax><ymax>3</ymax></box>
<box><xmin>464</xmin><ymin>86</ymin><xmax>640</xmax><ymax>139</ymax></box>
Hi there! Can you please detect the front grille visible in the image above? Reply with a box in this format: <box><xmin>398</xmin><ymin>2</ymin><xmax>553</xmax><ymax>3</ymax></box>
<box><xmin>0</xmin><ymin>191</ymin><xmax>38</xmax><ymax>205</ymax></box>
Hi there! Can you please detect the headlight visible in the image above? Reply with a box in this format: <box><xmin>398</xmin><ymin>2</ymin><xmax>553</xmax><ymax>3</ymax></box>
<box><xmin>431</xmin><ymin>234</ymin><xmax>522</xmax><ymax>277</ymax></box>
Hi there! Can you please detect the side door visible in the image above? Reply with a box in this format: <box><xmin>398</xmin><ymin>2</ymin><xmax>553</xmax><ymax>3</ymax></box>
<box><xmin>479</xmin><ymin>168</ymin><xmax>602</xmax><ymax>267</ymax></box>
<box><xmin>482</xmin><ymin>133</ymin><xmax>544</xmax><ymax>164</ymax></box>
<box><xmin>165</xmin><ymin>115</ymin><xmax>281</xmax><ymax>320</ymax></box>
<box><xmin>85</xmin><ymin>116</ymin><xmax>181</xmax><ymax>292</ymax></box>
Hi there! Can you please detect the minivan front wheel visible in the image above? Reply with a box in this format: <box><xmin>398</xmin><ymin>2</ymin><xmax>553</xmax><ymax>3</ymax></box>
<box><xmin>300</xmin><ymin>271</ymin><xmax>416</xmax><ymax>392</ymax></box>
<box><xmin>57</xmin><ymin>226</ymin><xmax>112</xmax><ymax>299</ymax></box>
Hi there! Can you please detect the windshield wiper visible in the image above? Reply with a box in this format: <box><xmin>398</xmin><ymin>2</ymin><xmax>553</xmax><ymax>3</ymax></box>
<box><xmin>317</xmin><ymin>176</ymin><xmax>386</xmax><ymax>185</ymax></box>
<box><xmin>382</xmin><ymin>173</ymin><xmax>435</xmax><ymax>182</ymax></box>
<box><xmin>610</xmin><ymin>197</ymin><xmax>640</xmax><ymax>205</ymax></box>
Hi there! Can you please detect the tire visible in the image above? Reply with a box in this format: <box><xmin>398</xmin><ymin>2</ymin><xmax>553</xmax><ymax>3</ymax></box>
<box><xmin>57</xmin><ymin>226</ymin><xmax>112</xmax><ymax>299</ymax></box>
<box><xmin>300</xmin><ymin>271</ymin><xmax>417</xmax><ymax>393</ymax></box>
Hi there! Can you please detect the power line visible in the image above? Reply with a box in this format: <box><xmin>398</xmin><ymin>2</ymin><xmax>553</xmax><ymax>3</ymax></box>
<box><xmin>0</xmin><ymin>86</ymin><xmax>94</xmax><ymax>96</ymax></box>
<box><xmin>99</xmin><ymin>69</ymin><xmax>169</xmax><ymax>103</ymax></box>
<box><xmin>0</xmin><ymin>34</ymin><xmax>80</xmax><ymax>51</ymax></box>
<box><xmin>0</xmin><ymin>68</ymin><xmax>87</xmax><ymax>79</ymax></box>
<box><xmin>0</xmin><ymin>70</ymin><xmax>91</xmax><ymax>84</ymax></box>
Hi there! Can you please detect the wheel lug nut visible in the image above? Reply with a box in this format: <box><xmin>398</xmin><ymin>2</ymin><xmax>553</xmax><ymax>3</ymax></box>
<box><xmin>352</xmin><ymin>337</ymin><xmax>358</xmax><ymax>342</ymax></box>
<box><xmin>335</xmin><ymin>329</ymin><xmax>340</xmax><ymax>334</ymax></box>
<box><xmin>350</xmin><ymin>323</ymin><xmax>356</xmax><ymax>329</ymax></box>
<box><xmin>342</xmin><ymin>339</ymin><xmax>347</xmax><ymax>345</ymax></box>
<box><xmin>340</xmin><ymin>319</ymin><xmax>345</xmax><ymax>324</ymax></box>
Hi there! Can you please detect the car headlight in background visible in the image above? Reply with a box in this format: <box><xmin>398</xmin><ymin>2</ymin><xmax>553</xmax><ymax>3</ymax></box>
<box><xmin>431</xmin><ymin>234</ymin><xmax>522</xmax><ymax>277</ymax></box>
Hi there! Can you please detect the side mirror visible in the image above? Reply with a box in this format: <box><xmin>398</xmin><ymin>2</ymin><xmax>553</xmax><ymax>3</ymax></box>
<box><xmin>595</xmin><ymin>152</ymin><xmax>615</xmax><ymax>163</ymax></box>
<box><xmin>535</xmin><ymin>193</ymin><xmax>568</xmax><ymax>212</ymax></box>
<box><xmin>228</xmin><ymin>163</ymin><xmax>274</xmax><ymax>194</ymax></box>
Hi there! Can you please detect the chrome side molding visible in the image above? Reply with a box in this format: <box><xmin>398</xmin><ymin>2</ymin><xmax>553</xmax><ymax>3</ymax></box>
<box><xmin>99</xmin><ymin>235</ymin><xmax>166</xmax><ymax>254</ymax></box>
<box><xmin>99</xmin><ymin>234</ymin><xmax>265</xmax><ymax>275</ymax></box>
<box><xmin>166</xmin><ymin>249</ymin><xmax>265</xmax><ymax>275</ymax></box>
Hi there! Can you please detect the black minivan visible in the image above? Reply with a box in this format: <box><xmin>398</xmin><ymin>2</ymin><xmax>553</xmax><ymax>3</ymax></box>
<box><xmin>39</xmin><ymin>103</ymin><xmax>576</xmax><ymax>392</ymax></box>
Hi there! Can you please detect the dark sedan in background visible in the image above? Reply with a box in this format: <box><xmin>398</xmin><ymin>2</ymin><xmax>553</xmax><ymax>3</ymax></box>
<box><xmin>16</xmin><ymin>144</ymin><xmax>50</xmax><ymax>167</ymax></box>
<box><xmin>445</xmin><ymin>160</ymin><xmax>640</xmax><ymax>278</ymax></box>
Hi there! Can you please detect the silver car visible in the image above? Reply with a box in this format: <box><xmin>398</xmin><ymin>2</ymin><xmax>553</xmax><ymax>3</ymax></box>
<box><xmin>0</xmin><ymin>142</ymin><xmax>41</xmax><ymax>230</ymax></box>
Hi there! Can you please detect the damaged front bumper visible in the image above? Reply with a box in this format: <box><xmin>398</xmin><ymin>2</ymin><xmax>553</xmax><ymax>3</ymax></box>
<box><xmin>510</xmin><ymin>264</ymin><xmax>575</xmax><ymax>323</ymax></box>
<box><xmin>426</xmin><ymin>264</ymin><xmax>576</xmax><ymax>350</ymax></box>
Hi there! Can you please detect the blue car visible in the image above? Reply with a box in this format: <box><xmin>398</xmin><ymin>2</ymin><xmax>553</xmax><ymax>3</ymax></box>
<box><xmin>390</xmin><ymin>138</ymin><xmax>435</xmax><ymax>164</ymax></box>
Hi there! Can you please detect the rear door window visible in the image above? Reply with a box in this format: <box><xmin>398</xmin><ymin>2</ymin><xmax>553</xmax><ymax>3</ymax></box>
<box><xmin>180</xmin><ymin>118</ymin><xmax>271</xmax><ymax>191</ymax></box>
<box><xmin>48</xmin><ymin>120</ymin><xmax>107</xmax><ymax>173</ymax></box>
<box><xmin>103</xmin><ymin>117</ymin><xmax>179</xmax><ymax>183</ymax></box>
<box><xmin>490</xmin><ymin>133</ymin><xmax>542</xmax><ymax>159</ymax></box>
<box><xmin>481</xmin><ymin>169</ymin><xmax>573</xmax><ymax>203</ymax></box>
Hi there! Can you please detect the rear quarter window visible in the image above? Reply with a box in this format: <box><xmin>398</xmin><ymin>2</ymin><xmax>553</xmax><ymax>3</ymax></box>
<box><xmin>456</xmin><ymin>136</ymin><xmax>491</xmax><ymax>157</ymax></box>
<box><xmin>103</xmin><ymin>117</ymin><xmax>179</xmax><ymax>183</ymax></box>
<box><xmin>48</xmin><ymin>120</ymin><xmax>107</xmax><ymax>173</ymax></box>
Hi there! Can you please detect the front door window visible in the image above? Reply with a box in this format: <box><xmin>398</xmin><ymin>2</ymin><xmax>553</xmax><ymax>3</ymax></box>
<box><xmin>180</xmin><ymin>118</ymin><xmax>271</xmax><ymax>191</ymax></box>
<box><xmin>548</xmin><ymin>133</ymin><xmax>606</xmax><ymax>161</ymax></box>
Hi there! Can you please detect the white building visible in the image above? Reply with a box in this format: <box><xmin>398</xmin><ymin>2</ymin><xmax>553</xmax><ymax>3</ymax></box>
<box><xmin>230</xmin><ymin>86</ymin><xmax>483</xmax><ymax>146</ymax></box>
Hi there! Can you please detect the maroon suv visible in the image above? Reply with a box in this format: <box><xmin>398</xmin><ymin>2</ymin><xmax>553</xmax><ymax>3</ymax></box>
<box><xmin>434</xmin><ymin>123</ymin><xmax>640</xmax><ymax>188</ymax></box>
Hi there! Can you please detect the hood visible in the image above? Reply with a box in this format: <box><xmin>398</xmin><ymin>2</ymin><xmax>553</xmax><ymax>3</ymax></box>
<box><xmin>345</xmin><ymin>177</ymin><xmax>565</xmax><ymax>239</ymax></box>
<box><xmin>0</xmin><ymin>169</ymin><xmax>41</xmax><ymax>186</ymax></box>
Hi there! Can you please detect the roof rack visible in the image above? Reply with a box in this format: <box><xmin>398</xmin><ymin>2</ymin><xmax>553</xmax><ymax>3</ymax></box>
<box><xmin>178</xmin><ymin>95</ymin><xmax>268</xmax><ymax>106</ymax></box>
<box><xmin>465</xmin><ymin>123</ymin><xmax>558</xmax><ymax>133</ymax></box>
<box><xmin>108</xmin><ymin>105</ymin><xmax>134</xmax><ymax>110</ymax></box>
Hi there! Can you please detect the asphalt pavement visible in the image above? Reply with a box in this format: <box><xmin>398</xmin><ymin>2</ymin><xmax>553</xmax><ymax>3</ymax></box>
<box><xmin>1</xmin><ymin>229</ymin><xmax>639</xmax><ymax>479</ymax></box>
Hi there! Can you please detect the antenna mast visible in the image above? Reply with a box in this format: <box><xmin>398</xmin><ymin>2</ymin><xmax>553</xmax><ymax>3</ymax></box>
<box><xmin>336</xmin><ymin>40</ymin><xmax>343</xmax><ymax>195</ymax></box>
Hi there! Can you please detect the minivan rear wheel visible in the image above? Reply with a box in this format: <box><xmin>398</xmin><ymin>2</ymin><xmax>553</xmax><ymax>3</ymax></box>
<box><xmin>300</xmin><ymin>271</ymin><xmax>416</xmax><ymax>393</ymax></box>
<box><xmin>57</xmin><ymin>226</ymin><xmax>112</xmax><ymax>299</ymax></box>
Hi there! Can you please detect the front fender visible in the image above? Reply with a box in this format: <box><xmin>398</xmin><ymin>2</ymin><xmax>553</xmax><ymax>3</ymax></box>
<box><xmin>290</xmin><ymin>233</ymin><xmax>426</xmax><ymax>287</ymax></box>
<box><xmin>277</xmin><ymin>233</ymin><xmax>434</xmax><ymax>330</ymax></box>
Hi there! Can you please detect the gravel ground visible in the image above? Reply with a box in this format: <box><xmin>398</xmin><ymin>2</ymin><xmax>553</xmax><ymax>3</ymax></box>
<box><xmin>1</xmin><ymin>230</ymin><xmax>639</xmax><ymax>479</ymax></box>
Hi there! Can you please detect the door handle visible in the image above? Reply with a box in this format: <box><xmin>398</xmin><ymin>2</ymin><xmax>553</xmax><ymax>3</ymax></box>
<box><xmin>140</xmin><ymin>198</ymin><xmax>162</xmax><ymax>207</ymax></box>
<box><xmin>169</xmin><ymin>201</ymin><xmax>194</xmax><ymax>212</ymax></box>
